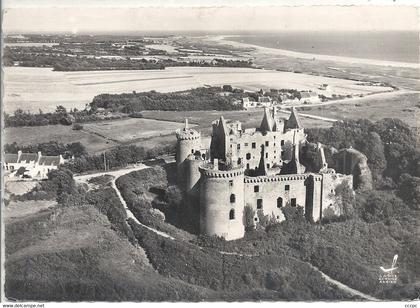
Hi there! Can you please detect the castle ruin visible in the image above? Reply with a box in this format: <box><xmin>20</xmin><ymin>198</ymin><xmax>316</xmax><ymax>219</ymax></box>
<box><xmin>175</xmin><ymin>107</ymin><xmax>355</xmax><ymax>240</ymax></box>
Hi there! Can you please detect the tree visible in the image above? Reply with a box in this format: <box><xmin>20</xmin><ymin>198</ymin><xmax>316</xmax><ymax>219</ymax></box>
<box><xmin>15</xmin><ymin>167</ymin><xmax>28</xmax><ymax>177</ymax></box>
<box><xmin>358</xmin><ymin>132</ymin><xmax>386</xmax><ymax>182</ymax></box>
<box><xmin>359</xmin><ymin>190</ymin><xmax>407</xmax><ymax>222</ymax></box>
<box><xmin>243</xmin><ymin>205</ymin><xmax>256</xmax><ymax>231</ymax></box>
<box><xmin>72</xmin><ymin>123</ymin><xmax>83</xmax><ymax>130</ymax></box>
<box><xmin>55</xmin><ymin>105</ymin><xmax>67</xmax><ymax>114</ymax></box>
<box><xmin>397</xmin><ymin>174</ymin><xmax>420</xmax><ymax>210</ymax></box>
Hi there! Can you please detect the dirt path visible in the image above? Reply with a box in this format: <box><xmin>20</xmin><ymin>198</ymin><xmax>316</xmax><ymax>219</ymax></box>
<box><xmin>75</xmin><ymin>165</ymin><xmax>379</xmax><ymax>300</ymax></box>
<box><xmin>305</xmin><ymin>263</ymin><xmax>379</xmax><ymax>301</ymax></box>
<box><xmin>278</xmin><ymin>109</ymin><xmax>339</xmax><ymax>123</ymax></box>
<box><xmin>75</xmin><ymin>164</ymin><xmax>175</xmax><ymax>240</ymax></box>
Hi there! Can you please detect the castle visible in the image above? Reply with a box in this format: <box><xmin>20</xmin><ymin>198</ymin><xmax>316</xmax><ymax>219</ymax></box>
<box><xmin>175</xmin><ymin>107</ymin><xmax>354</xmax><ymax>240</ymax></box>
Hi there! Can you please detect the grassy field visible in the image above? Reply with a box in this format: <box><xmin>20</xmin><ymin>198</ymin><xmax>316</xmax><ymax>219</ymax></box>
<box><xmin>295</xmin><ymin>92</ymin><xmax>420</xmax><ymax>128</ymax></box>
<box><xmin>4</xmin><ymin>124</ymin><xmax>118</xmax><ymax>153</ymax></box>
<box><xmin>141</xmin><ymin>109</ymin><xmax>332</xmax><ymax>135</ymax></box>
<box><xmin>4</xmin><ymin>66</ymin><xmax>393</xmax><ymax>113</ymax></box>
<box><xmin>5</xmin><ymin>203</ymin><xmax>220</xmax><ymax>301</ymax></box>
<box><xmin>5</xmin><ymin>117</ymin><xmax>189</xmax><ymax>154</ymax></box>
<box><xmin>83</xmin><ymin>118</ymin><xmax>189</xmax><ymax>143</ymax></box>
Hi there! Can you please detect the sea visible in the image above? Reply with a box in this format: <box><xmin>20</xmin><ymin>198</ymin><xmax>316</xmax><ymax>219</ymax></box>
<box><xmin>225</xmin><ymin>31</ymin><xmax>419</xmax><ymax>64</ymax></box>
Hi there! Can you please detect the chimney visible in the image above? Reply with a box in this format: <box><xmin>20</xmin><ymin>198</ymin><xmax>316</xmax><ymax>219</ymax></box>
<box><xmin>184</xmin><ymin>118</ymin><xmax>189</xmax><ymax>130</ymax></box>
<box><xmin>37</xmin><ymin>151</ymin><xmax>42</xmax><ymax>165</ymax></box>
<box><xmin>213</xmin><ymin>158</ymin><xmax>219</xmax><ymax>170</ymax></box>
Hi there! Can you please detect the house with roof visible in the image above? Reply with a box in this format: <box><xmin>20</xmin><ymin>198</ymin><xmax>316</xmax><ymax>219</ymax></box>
<box><xmin>4</xmin><ymin>151</ymin><xmax>64</xmax><ymax>179</ymax></box>
<box><xmin>299</xmin><ymin>91</ymin><xmax>320</xmax><ymax>104</ymax></box>
<box><xmin>257</xmin><ymin>96</ymin><xmax>274</xmax><ymax>107</ymax></box>
<box><xmin>242</xmin><ymin>97</ymin><xmax>257</xmax><ymax>109</ymax></box>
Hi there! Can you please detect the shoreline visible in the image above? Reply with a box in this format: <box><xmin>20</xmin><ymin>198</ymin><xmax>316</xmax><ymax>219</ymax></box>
<box><xmin>209</xmin><ymin>35</ymin><xmax>419</xmax><ymax>69</ymax></box>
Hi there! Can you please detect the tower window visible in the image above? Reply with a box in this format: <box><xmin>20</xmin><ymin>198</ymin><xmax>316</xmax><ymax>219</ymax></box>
<box><xmin>266</xmin><ymin>164</ymin><xmax>270</xmax><ymax>169</ymax></box>
<box><xmin>246</xmin><ymin>163</ymin><xmax>250</xmax><ymax>169</ymax></box>
<box><xmin>229</xmin><ymin>180</ymin><xmax>233</xmax><ymax>187</ymax></box>
<box><xmin>230</xmin><ymin>194</ymin><xmax>236</xmax><ymax>203</ymax></box>
<box><xmin>277</xmin><ymin>197</ymin><xmax>283</xmax><ymax>208</ymax></box>
<box><xmin>191</xmin><ymin>149</ymin><xmax>194</xmax><ymax>153</ymax></box>
<box><xmin>265</xmin><ymin>141</ymin><xmax>269</xmax><ymax>146</ymax></box>
<box><xmin>257</xmin><ymin>199</ymin><xmax>263</xmax><ymax>209</ymax></box>
<box><xmin>252</xmin><ymin>142</ymin><xmax>256</xmax><ymax>149</ymax></box>
<box><xmin>229</xmin><ymin>209</ymin><xmax>235</xmax><ymax>220</ymax></box>
<box><xmin>238</xmin><ymin>158</ymin><xmax>242</xmax><ymax>165</ymax></box>
<box><xmin>237</xmin><ymin>144</ymin><xmax>241</xmax><ymax>150</ymax></box>
<box><xmin>245</xmin><ymin>143</ymin><xmax>249</xmax><ymax>147</ymax></box>
<box><xmin>281</xmin><ymin>140</ymin><xmax>285</xmax><ymax>146</ymax></box>
<box><xmin>291</xmin><ymin>198</ymin><xmax>297</xmax><ymax>207</ymax></box>
<box><xmin>246</xmin><ymin>153</ymin><xmax>251</xmax><ymax>160</ymax></box>
<box><xmin>265</xmin><ymin>153</ymin><xmax>268</xmax><ymax>158</ymax></box>
<box><xmin>254</xmin><ymin>185</ymin><xmax>259</xmax><ymax>192</ymax></box>
<box><xmin>285</xmin><ymin>185</ymin><xmax>290</xmax><ymax>191</ymax></box>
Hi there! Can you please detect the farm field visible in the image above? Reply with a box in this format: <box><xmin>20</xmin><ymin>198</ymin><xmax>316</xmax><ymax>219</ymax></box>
<box><xmin>4</xmin><ymin>66</ymin><xmax>393</xmax><ymax>113</ymax></box>
<box><xmin>296</xmin><ymin>92</ymin><xmax>420</xmax><ymax>128</ymax></box>
<box><xmin>141</xmin><ymin>108</ymin><xmax>333</xmax><ymax>135</ymax></box>
<box><xmin>4</xmin><ymin>124</ymin><xmax>118</xmax><ymax>153</ymax></box>
<box><xmin>4</xmin><ymin>117</ymin><xmax>193</xmax><ymax>154</ymax></box>
<box><xmin>83</xmin><ymin>118</ymin><xmax>191</xmax><ymax>143</ymax></box>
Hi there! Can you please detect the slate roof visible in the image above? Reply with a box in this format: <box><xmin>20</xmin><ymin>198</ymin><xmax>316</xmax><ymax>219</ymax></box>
<box><xmin>4</xmin><ymin>153</ymin><xmax>18</xmax><ymax>164</ymax></box>
<box><xmin>39</xmin><ymin>156</ymin><xmax>61</xmax><ymax>166</ymax></box>
<box><xmin>300</xmin><ymin>91</ymin><xmax>318</xmax><ymax>98</ymax></box>
<box><xmin>286</xmin><ymin>108</ymin><xmax>303</xmax><ymax>129</ymax></box>
<box><xmin>260</xmin><ymin>107</ymin><xmax>274</xmax><ymax>132</ymax></box>
<box><xmin>18</xmin><ymin>153</ymin><xmax>38</xmax><ymax>163</ymax></box>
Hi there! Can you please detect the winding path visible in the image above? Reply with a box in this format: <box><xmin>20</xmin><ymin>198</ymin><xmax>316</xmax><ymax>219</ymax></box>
<box><xmin>75</xmin><ymin>165</ymin><xmax>379</xmax><ymax>301</ymax></box>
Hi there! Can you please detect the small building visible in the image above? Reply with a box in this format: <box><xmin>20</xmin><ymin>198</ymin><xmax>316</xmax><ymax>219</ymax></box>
<box><xmin>242</xmin><ymin>97</ymin><xmax>257</xmax><ymax>109</ymax></box>
<box><xmin>300</xmin><ymin>91</ymin><xmax>320</xmax><ymax>104</ymax></box>
<box><xmin>4</xmin><ymin>151</ymin><xmax>64</xmax><ymax>179</ymax></box>
<box><xmin>319</xmin><ymin>84</ymin><xmax>332</xmax><ymax>91</ymax></box>
<box><xmin>257</xmin><ymin>96</ymin><xmax>273</xmax><ymax>107</ymax></box>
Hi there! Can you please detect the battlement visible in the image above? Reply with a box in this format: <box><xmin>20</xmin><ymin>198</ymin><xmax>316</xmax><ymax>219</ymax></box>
<box><xmin>244</xmin><ymin>173</ymin><xmax>322</xmax><ymax>183</ymax></box>
<box><xmin>199</xmin><ymin>162</ymin><xmax>245</xmax><ymax>178</ymax></box>
<box><xmin>176</xmin><ymin>128</ymin><xmax>201</xmax><ymax>140</ymax></box>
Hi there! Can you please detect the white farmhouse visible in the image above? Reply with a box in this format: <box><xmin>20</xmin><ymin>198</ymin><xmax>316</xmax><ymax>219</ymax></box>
<box><xmin>4</xmin><ymin>151</ymin><xmax>64</xmax><ymax>179</ymax></box>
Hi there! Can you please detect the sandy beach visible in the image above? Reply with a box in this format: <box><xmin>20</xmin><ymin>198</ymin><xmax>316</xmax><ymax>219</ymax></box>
<box><xmin>209</xmin><ymin>35</ymin><xmax>419</xmax><ymax>69</ymax></box>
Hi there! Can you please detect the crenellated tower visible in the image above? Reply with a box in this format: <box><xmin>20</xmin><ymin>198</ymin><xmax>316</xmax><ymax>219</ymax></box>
<box><xmin>199</xmin><ymin>159</ymin><xmax>245</xmax><ymax>240</ymax></box>
<box><xmin>175</xmin><ymin>119</ymin><xmax>202</xmax><ymax>190</ymax></box>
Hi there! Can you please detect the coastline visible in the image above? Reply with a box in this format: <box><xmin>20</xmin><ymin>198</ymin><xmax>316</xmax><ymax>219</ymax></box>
<box><xmin>209</xmin><ymin>35</ymin><xmax>419</xmax><ymax>69</ymax></box>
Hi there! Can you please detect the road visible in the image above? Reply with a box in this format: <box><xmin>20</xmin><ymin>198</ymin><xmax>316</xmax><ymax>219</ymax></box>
<box><xmin>74</xmin><ymin>164</ymin><xmax>380</xmax><ymax>301</ymax></box>
<box><xmin>74</xmin><ymin>164</ymin><xmax>175</xmax><ymax>240</ymax></box>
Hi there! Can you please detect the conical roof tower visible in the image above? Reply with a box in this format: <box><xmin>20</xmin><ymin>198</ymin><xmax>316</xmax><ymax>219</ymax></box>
<box><xmin>286</xmin><ymin>107</ymin><xmax>303</xmax><ymax>129</ymax></box>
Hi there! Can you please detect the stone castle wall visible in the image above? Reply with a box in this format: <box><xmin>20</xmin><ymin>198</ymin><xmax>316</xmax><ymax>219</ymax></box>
<box><xmin>332</xmin><ymin>148</ymin><xmax>372</xmax><ymax>191</ymax></box>
<box><xmin>199</xmin><ymin>165</ymin><xmax>245</xmax><ymax>240</ymax></box>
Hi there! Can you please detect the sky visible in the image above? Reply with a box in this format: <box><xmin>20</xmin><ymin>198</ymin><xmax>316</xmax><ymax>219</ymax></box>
<box><xmin>2</xmin><ymin>1</ymin><xmax>419</xmax><ymax>34</ymax></box>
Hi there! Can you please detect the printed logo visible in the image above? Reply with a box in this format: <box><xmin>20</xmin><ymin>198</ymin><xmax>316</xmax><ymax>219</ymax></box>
<box><xmin>379</xmin><ymin>254</ymin><xmax>398</xmax><ymax>284</ymax></box>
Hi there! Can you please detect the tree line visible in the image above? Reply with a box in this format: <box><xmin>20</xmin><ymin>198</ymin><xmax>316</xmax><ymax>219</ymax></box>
<box><xmin>90</xmin><ymin>87</ymin><xmax>245</xmax><ymax>114</ymax></box>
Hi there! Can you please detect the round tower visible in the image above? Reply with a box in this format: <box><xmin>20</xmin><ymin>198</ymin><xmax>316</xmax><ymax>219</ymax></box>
<box><xmin>185</xmin><ymin>154</ymin><xmax>204</xmax><ymax>196</ymax></box>
<box><xmin>176</xmin><ymin>119</ymin><xmax>201</xmax><ymax>190</ymax></box>
<box><xmin>199</xmin><ymin>159</ymin><xmax>245</xmax><ymax>240</ymax></box>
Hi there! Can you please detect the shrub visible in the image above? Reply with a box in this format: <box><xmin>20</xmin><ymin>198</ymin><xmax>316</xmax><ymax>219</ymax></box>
<box><xmin>72</xmin><ymin>123</ymin><xmax>83</xmax><ymax>130</ymax></box>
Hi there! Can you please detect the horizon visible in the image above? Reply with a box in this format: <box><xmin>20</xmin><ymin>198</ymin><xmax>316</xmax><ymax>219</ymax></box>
<box><xmin>3</xmin><ymin>6</ymin><xmax>418</xmax><ymax>34</ymax></box>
